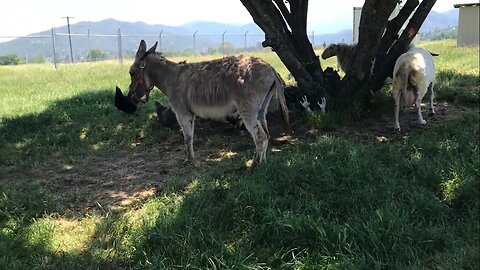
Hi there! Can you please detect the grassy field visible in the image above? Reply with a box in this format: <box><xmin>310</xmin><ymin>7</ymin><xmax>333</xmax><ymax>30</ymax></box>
<box><xmin>0</xmin><ymin>39</ymin><xmax>479</xmax><ymax>269</ymax></box>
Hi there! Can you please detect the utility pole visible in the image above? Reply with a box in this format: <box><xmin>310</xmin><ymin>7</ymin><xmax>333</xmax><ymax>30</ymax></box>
<box><xmin>62</xmin><ymin>16</ymin><xmax>75</xmax><ymax>63</ymax></box>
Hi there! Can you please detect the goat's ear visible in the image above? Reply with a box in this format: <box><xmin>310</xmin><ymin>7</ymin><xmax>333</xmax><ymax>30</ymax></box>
<box><xmin>136</xmin><ymin>40</ymin><xmax>147</xmax><ymax>58</ymax></box>
<box><xmin>147</xmin><ymin>42</ymin><xmax>158</xmax><ymax>55</ymax></box>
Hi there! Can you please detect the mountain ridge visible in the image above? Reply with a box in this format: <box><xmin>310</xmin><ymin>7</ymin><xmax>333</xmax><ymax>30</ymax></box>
<box><xmin>0</xmin><ymin>9</ymin><xmax>458</xmax><ymax>60</ymax></box>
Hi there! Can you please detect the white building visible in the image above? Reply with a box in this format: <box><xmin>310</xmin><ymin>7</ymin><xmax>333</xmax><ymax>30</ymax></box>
<box><xmin>454</xmin><ymin>3</ymin><xmax>480</xmax><ymax>47</ymax></box>
<box><xmin>353</xmin><ymin>5</ymin><xmax>401</xmax><ymax>43</ymax></box>
<box><xmin>352</xmin><ymin>4</ymin><xmax>419</xmax><ymax>44</ymax></box>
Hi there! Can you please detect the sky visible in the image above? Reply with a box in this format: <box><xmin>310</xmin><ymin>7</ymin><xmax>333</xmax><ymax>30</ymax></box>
<box><xmin>0</xmin><ymin>0</ymin><xmax>474</xmax><ymax>37</ymax></box>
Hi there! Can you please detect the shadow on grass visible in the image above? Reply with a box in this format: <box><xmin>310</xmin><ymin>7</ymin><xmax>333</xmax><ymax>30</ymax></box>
<box><xmin>435</xmin><ymin>70</ymin><xmax>479</xmax><ymax>105</ymax></box>
<box><xmin>123</xmin><ymin>111</ymin><xmax>479</xmax><ymax>269</ymax></box>
<box><xmin>0</xmin><ymin>88</ymin><xmax>171</xmax><ymax>168</ymax></box>
<box><xmin>1</xmin><ymin>88</ymin><xmax>478</xmax><ymax>268</ymax></box>
<box><xmin>0</xmin><ymin>88</ymin><xmax>172</xmax><ymax>268</ymax></box>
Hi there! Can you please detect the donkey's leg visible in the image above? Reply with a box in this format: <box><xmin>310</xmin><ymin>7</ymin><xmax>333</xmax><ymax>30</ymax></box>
<box><xmin>177</xmin><ymin>115</ymin><xmax>195</xmax><ymax>163</ymax></box>
<box><xmin>241</xmin><ymin>111</ymin><xmax>268</xmax><ymax>166</ymax></box>
<box><xmin>257</xmin><ymin>87</ymin><xmax>278</xmax><ymax>163</ymax></box>
<box><xmin>258</xmin><ymin>104</ymin><xmax>270</xmax><ymax>163</ymax></box>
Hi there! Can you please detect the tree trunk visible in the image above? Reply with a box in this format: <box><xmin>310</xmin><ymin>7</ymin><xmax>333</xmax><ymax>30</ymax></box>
<box><xmin>334</xmin><ymin>0</ymin><xmax>397</xmax><ymax>110</ymax></box>
<box><xmin>372</xmin><ymin>0</ymin><xmax>437</xmax><ymax>90</ymax></box>
<box><xmin>373</xmin><ymin>0</ymin><xmax>420</xmax><ymax>78</ymax></box>
<box><xmin>239</xmin><ymin>0</ymin><xmax>325</xmax><ymax>98</ymax></box>
<box><xmin>240</xmin><ymin>0</ymin><xmax>437</xmax><ymax>116</ymax></box>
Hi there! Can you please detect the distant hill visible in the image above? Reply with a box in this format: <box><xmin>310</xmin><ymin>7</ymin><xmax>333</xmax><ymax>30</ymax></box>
<box><xmin>313</xmin><ymin>30</ymin><xmax>354</xmax><ymax>45</ymax></box>
<box><xmin>421</xmin><ymin>9</ymin><xmax>458</xmax><ymax>33</ymax></box>
<box><xmin>0</xmin><ymin>19</ymin><xmax>267</xmax><ymax>61</ymax></box>
<box><xmin>0</xmin><ymin>19</ymin><xmax>192</xmax><ymax>61</ymax></box>
<box><xmin>0</xmin><ymin>9</ymin><xmax>459</xmax><ymax>61</ymax></box>
<box><xmin>181</xmin><ymin>21</ymin><xmax>263</xmax><ymax>35</ymax></box>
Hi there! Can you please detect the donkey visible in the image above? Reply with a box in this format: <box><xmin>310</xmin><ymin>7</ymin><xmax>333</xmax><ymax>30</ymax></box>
<box><xmin>128</xmin><ymin>40</ymin><xmax>289</xmax><ymax>166</ymax></box>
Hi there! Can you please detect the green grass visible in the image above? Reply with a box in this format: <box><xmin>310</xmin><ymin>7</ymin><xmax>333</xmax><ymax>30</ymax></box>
<box><xmin>0</xmin><ymin>40</ymin><xmax>479</xmax><ymax>269</ymax></box>
<box><xmin>421</xmin><ymin>40</ymin><xmax>479</xmax><ymax>105</ymax></box>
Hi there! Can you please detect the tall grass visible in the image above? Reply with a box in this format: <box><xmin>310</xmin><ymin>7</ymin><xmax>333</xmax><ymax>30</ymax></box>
<box><xmin>0</xmin><ymin>40</ymin><xmax>478</xmax><ymax>269</ymax></box>
<box><xmin>422</xmin><ymin>40</ymin><xmax>479</xmax><ymax>105</ymax></box>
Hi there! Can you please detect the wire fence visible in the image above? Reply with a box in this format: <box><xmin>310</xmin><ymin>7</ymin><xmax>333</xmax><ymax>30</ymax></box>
<box><xmin>0</xmin><ymin>28</ymin><xmax>336</xmax><ymax>68</ymax></box>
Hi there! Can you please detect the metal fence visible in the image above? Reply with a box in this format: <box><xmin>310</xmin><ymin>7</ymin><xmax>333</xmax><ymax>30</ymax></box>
<box><xmin>0</xmin><ymin>28</ymin><xmax>334</xmax><ymax>68</ymax></box>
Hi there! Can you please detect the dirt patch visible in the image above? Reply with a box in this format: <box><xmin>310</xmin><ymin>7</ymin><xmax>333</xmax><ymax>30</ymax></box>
<box><xmin>37</xmin><ymin>150</ymin><xmax>174</xmax><ymax>214</ymax></box>
<box><xmin>328</xmin><ymin>102</ymin><xmax>466</xmax><ymax>143</ymax></box>
<box><xmin>7</xmin><ymin>102</ymin><xmax>466</xmax><ymax>215</ymax></box>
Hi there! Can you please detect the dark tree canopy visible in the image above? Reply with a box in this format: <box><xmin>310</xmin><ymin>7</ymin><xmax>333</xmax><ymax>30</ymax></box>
<box><xmin>239</xmin><ymin>0</ymin><xmax>437</xmax><ymax>114</ymax></box>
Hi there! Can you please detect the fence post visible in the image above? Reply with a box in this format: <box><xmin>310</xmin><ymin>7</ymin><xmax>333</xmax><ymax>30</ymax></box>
<box><xmin>51</xmin><ymin>28</ymin><xmax>57</xmax><ymax>69</ymax></box>
<box><xmin>159</xmin><ymin>30</ymin><xmax>163</xmax><ymax>52</ymax></box>
<box><xmin>222</xmin><ymin>31</ymin><xmax>227</xmax><ymax>57</ymax></box>
<box><xmin>244</xmin><ymin>30</ymin><xmax>248</xmax><ymax>52</ymax></box>
<box><xmin>311</xmin><ymin>30</ymin><xmax>315</xmax><ymax>47</ymax></box>
<box><xmin>117</xmin><ymin>28</ymin><xmax>123</xmax><ymax>64</ymax></box>
<box><xmin>87</xmin><ymin>29</ymin><xmax>91</xmax><ymax>61</ymax></box>
<box><xmin>193</xmin><ymin>30</ymin><xmax>197</xmax><ymax>61</ymax></box>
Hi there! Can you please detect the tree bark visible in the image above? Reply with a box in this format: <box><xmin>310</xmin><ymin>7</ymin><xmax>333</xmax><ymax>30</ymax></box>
<box><xmin>240</xmin><ymin>0</ymin><xmax>436</xmax><ymax>115</ymax></box>
<box><xmin>334</xmin><ymin>0</ymin><xmax>397</xmax><ymax>110</ymax></box>
<box><xmin>373</xmin><ymin>0</ymin><xmax>419</xmax><ymax>77</ymax></box>
<box><xmin>372</xmin><ymin>0</ymin><xmax>437</xmax><ymax>90</ymax></box>
<box><xmin>239</xmin><ymin>0</ymin><xmax>325</xmax><ymax>98</ymax></box>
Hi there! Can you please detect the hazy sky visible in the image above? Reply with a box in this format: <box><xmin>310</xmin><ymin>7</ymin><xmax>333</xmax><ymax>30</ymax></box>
<box><xmin>0</xmin><ymin>0</ymin><xmax>473</xmax><ymax>36</ymax></box>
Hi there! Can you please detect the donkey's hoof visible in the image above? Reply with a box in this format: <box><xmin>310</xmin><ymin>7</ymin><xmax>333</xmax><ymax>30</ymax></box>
<box><xmin>183</xmin><ymin>158</ymin><xmax>197</xmax><ymax>166</ymax></box>
<box><xmin>428</xmin><ymin>111</ymin><xmax>435</xmax><ymax>117</ymax></box>
<box><xmin>246</xmin><ymin>156</ymin><xmax>262</xmax><ymax>169</ymax></box>
<box><xmin>419</xmin><ymin>119</ymin><xmax>427</xmax><ymax>125</ymax></box>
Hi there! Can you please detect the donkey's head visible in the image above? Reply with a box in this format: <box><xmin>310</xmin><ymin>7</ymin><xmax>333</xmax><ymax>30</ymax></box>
<box><xmin>128</xmin><ymin>40</ymin><xmax>157</xmax><ymax>104</ymax></box>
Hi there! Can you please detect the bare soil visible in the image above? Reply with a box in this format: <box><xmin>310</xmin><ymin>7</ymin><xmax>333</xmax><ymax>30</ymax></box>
<box><xmin>9</xmin><ymin>102</ymin><xmax>465</xmax><ymax>215</ymax></box>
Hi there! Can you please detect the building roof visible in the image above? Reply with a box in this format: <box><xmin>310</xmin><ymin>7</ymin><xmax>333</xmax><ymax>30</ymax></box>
<box><xmin>454</xmin><ymin>3</ymin><xmax>480</xmax><ymax>8</ymax></box>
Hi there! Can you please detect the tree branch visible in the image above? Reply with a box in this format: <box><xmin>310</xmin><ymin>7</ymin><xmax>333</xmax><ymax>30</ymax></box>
<box><xmin>372</xmin><ymin>0</ymin><xmax>437</xmax><ymax>89</ymax></box>
<box><xmin>273</xmin><ymin>0</ymin><xmax>294</xmax><ymax>27</ymax></box>
<box><xmin>346</xmin><ymin>0</ymin><xmax>398</xmax><ymax>81</ymax></box>
<box><xmin>240</xmin><ymin>0</ymin><xmax>324</xmax><ymax>96</ymax></box>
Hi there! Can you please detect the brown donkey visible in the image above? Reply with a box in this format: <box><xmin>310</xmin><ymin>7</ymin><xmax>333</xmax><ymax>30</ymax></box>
<box><xmin>128</xmin><ymin>40</ymin><xmax>289</xmax><ymax>165</ymax></box>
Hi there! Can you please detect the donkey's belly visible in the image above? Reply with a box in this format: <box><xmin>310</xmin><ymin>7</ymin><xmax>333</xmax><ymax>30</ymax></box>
<box><xmin>191</xmin><ymin>103</ymin><xmax>237</xmax><ymax>121</ymax></box>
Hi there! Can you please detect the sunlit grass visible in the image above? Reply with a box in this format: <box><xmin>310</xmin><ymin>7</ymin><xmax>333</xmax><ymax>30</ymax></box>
<box><xmin>0</xmin><ymin>40</ymin><xmax>479</xmax><ymax>269</ymax></box>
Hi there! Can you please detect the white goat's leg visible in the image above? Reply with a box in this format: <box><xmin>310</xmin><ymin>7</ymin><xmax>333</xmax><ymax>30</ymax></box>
<box><xmin>428</xmin><ymin>82</ymin><xmax>435</xmax><ymax>116</ymax></box>
<box><xmin>416</xmin><ymin>96</ymin><xmax>427</xmax><ymax>125</ymax></box>
<box><xmin>393</xmin><ymin>90</ymin><xmax>402</xmax><ymax>131</ymax></box>
<box><xmin>178</xmin><ymin>116</ymin><xmax>195</xmax><ymax>163</ymax></box>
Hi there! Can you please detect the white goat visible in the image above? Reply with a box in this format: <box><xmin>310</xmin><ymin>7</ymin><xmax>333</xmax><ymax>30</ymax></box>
<box><xmin>392</xmin><ymin>46</ymin><xmax>435</xmax><ymax>131</ymax></box>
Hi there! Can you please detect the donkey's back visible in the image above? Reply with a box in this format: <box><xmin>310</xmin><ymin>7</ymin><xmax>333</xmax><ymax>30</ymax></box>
<box><xmin>172</xmin><ymin>55</ymin><xmax>279</xmax><ymax>119</ymax></box>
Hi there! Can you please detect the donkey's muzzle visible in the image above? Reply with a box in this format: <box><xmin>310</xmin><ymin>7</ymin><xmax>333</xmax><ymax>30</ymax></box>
<box><xmin>115</xmin><ymin>86</ymin><xmax>137</xmax><ymax>114</ymax></box>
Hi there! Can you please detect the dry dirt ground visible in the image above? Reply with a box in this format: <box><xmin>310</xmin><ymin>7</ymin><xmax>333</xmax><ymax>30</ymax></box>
<box><xmin>9</xmin><ymin>102</ymin><xmax>466</xmax><ymax>216</ymax></box>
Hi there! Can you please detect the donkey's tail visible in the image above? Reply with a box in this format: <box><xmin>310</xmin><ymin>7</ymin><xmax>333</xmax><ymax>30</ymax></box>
<box><xmin>274</xmin><ymin>72</ymin><xmax>290</xmax><ymax>132</ymax></box>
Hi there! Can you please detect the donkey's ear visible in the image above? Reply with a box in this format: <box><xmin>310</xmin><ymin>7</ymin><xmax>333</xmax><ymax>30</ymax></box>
<box><xmin>136</xmin><ymin>40</ymin><xmax>147</xmax><ymax>58</ymax></box>
<box><xmin>147</xmin><ymin>42</ymin><xmax>158</xmax><ymax>55</ymax></box>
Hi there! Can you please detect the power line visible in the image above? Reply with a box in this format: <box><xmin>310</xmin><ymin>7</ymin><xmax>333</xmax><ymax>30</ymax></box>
<box><xmin>62</xmin><ymin>16</ymin><xmax>75</xmax><ymax>63</ymax></box>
